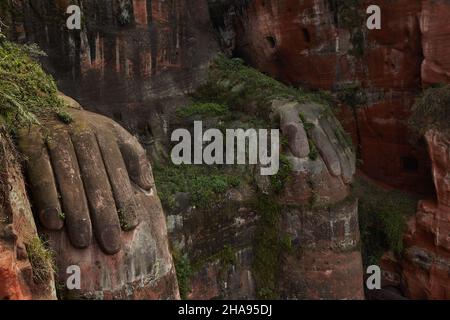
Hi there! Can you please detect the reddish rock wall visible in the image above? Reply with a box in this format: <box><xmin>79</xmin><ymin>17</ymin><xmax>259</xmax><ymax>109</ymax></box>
<box><xmin>420</xmin><ymin>0</ymin><xmax>450</xmax><ymax>85</ymax></box>
<box><xmin>214</xmin><ymin>0</ymin><xmax>433</xmax><ymax>194</ymax></box>
<box><xmin>4</xmin><ymin>0</ymin><xmax>218</xmax><ymax>136</ymax></box>
<box><xmin>387</xmin><ymin>0</ymin><xmax>450</xmax><ymax>299</ymax></box>
<box><xmin>0</xmin><ymin>129</ymin><xmax>57</xmax><ymax>300</ymax></box>
<box><xmin>387</xmin><ymin>131</ymin><xmax>450</xmax><ymax>299</ymax></box>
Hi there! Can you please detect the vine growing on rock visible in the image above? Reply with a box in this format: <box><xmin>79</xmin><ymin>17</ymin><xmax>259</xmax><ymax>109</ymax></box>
<box><xmin>251</xmin><ymin>195</ymin><xmax>282</xmax><ymax>300</ymax></box>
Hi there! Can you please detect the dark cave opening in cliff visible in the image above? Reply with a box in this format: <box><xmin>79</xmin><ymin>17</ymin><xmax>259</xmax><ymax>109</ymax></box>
<box><xmin>265</xmin><ymin>36</ymin><xmax>277</xmax><ymax>48</ymax></box>
<box><xmin>302</xmin><ymin>28</ymin><xmax>311</xmax><ymax>43</ymax></box>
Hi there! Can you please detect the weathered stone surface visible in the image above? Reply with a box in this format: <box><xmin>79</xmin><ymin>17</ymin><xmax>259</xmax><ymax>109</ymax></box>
<box><xmin>273</xmin><ymin>101</ymin><xmax>310</xmax><ymax>158</ymax></box>
<box><xmin>210</xmin><ymin>0</ymin><xmax>432</xmax><ymax>194</ymax></box>
<box><xmin>278</xmin><ymin>198</ymin><xmax>364</xmax><ymax>299</ymax></box>
<box><xmin>425</xmin><ymin>131</ymin><xmax>450</xmax><ymax>207</ymax></box>
<box><xmin>383</xmin><ymin>131</ymin><xmax>450</xmax><ymax>300</ymax></box>
<box><xmin>4</xmin><ymin>0</ymin><xmax>219</xmax><ymax>161</ymax></box>
<box><xmin>420</xmin><ymin>0</ymin><xmax>450</xmax><ymax>85</ymax></box>
<box><xmin>3</xmin><ymin>0</ymin><xmax>365</xmax><ymax>300</ymax></box>
<box><xmin>16</xmin><ymin>108</ymin><xmax>179</xmax><ymax>299</ymax></box>
<box><xmin>189</xmin><ymin>248</ymin><xmax>255</xmax><ymax>300</ymax></box>
<box><xmin>0</xmin><ymin>129</ymin><xmax>57</xmax><ymax>300</ymax></box>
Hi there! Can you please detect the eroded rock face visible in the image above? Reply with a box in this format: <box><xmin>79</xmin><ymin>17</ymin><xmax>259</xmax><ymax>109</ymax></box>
<box><xmin>420</xmin><ymin>0</ymin><xmax>450</xmax><ymax>85</ymax></box>
<box><xmin>278</xmin><ymin>198</ymin><xmax>363</xmax><ymax>299</ymax></box>
<box><xmin>210</xmin><ymin>0</ymin><xmax>433</xmax><ymax>194</ymax></box>
<box><xmin>402</xmin><ymin>131</ymin><xmax>450</xmax><ymax>299</ymax></box>
<box><xmin>425</xmin><ymin>131</ymin><xmax>450</xmax><ymax>207</ymax></box>
<box><xmin>16</xmin><ymin>106</ymin><xmax>179</xmax><ymax>300</ymax></box>
<box><xmin>0</xmin><ymin>0</ymin><xmax>366</xmax><ymax>299</ymax></box>
<box><xmin>382</xmin><ymin>2</ymin><xmax>450</xmax><ymax>299</ymax></box>
<box><xmin>3</xmin><ymin>0</ymin><xmax>218</xmax><ymax>139</ymax></box>
<box><xmin>167</xmin><ymin>63</ymin><xmax>363</xmax><ymax>299</ymax></box>
<box><xmin>0</xmin><ymin>129</ymin><xmax>56</xmax><ymax>300</ymax></box>
<box><xmin>381</xmin><ymin>131</ymin><xmax>450</xmax><ymax>299</ymax></box>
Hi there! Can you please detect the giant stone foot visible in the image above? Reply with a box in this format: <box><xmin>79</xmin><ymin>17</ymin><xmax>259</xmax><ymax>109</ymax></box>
<box><xmin>18</xmin><ymin>104</ymin><xmax>179</xmax><ymax>299</ymax></box>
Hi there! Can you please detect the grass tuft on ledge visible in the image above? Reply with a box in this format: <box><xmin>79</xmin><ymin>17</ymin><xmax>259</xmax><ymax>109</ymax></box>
<box><xmin>0</xmin><ymin>34</ymin><xmax>71</xmax><ymax>132</ymax></box>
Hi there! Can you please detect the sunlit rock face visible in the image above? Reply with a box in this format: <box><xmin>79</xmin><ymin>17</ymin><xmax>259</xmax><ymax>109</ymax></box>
<box><xmin>209</xmin><ymin>0</ymin><xmax>433</xmax><ymax>194</ymax></box>
<box><xmin>4</xmin><ymin>0</ymin><xmax>218</xmax><ymax>135</ymax></box>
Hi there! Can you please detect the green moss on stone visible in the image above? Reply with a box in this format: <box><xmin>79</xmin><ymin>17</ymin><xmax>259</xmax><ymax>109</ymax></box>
<box><xmin>270</xmin><ymin>154</ymin><xmax>292</xmax><ymax>194</ymax></box>
<box><xmin>193</xmin><ymin>55</ymin><xmax>332</xmax><ymax>119</ymax></box>
<box><xmin>172</xmin><ymin>249</ymin><xmax>193</xmax><ymax>300</ymax></box>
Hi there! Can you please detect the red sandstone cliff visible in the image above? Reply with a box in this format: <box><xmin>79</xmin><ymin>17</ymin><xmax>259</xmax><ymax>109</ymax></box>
<box><xmin>1</xmin><ymin>0</ymin><xmax>450</xmax><ymax>300</ymax></box>
<box><xmin>0</xmin><ymin>129</ymin><xmax>56</xmax><ymax>300</ymax></box>
<box><xmin>213</xmin><ymin>0</ymin><xmax>432</xmax><ymax>193</ymax></box>
<box><xmin>212</xmin><ymin>0</ymin><xmax>450</xmax><ymax>299</ymax></box>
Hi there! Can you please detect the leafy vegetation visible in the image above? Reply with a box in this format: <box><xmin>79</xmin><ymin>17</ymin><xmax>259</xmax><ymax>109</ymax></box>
<box><xmin>25</xmin><ymin>236</ymin><xmax>56</xmax><ymax>284</ymax></box>
<box><xmin>280</xmin><ymin>234</ymin><xmax>294</xmax><ymax>254</ymax></box>
<box><xmin>153</xmin><ymin>164</ymin><xmax>241</xmax><ymax>210</ymax></box>
<box><xmin>193</xmin><ymin>56</ymin><xmax>333</xmax><ymax>119</ymax></box>
<box><xmin>172</xmin><ymin>249</ymin><xmax>193</xmax><ymax>300</ymax></box>
<box><xmin>0</xmin><ymin>34</ymin><xmax>71</xmax><ymax>132</ymax></box>
<box><xmin>353</xmin><ymin>177</ymin><xmax>418</xmax><ymax>266</ymax></box>
<box><xmin>409</xmin><ymin>84</ymin><xmax>450</xmax><ymax>136</ymax></box>
<box><xmin>337</xmin><ymin>83</ymin><xmax>367</xmax><ymax>109</ymax></box>
<box><xmin>308</xmin><ymin>140</ymin><xmax>319</xmax><ymax>161</ymax></box>
<box><xmin>191</xmin><ymin>244</ymin><xmax>237</xmax><ymax>276</ymax></box>
<box><xmin>270</xmin><ymin>154</ymin><xmax>292</xmax><ymax>194</ymax></box>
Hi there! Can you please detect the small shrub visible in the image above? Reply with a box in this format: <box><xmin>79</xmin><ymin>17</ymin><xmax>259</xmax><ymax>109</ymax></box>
<box><xmin>280</xmin><ymin>234</ymin><xmax>294</xmax><ymax>253</ymax></box>
<box><xmin>153</xmin><ymin>164</ymin><xmax>241</xmax><ymax>210</ymax></box>
<box><xmin>303</xmin><ymin>121</ymin><xmax>315</xmax><ymax>132</ymax></box>
<box><xmin>409</xmin><ymin>84</ymin><xmax>450</xmax><ymax>136</ymax></box>
<box><xmin>270</xmin><ymin>154</ymin><xmax>292</xmax><ymax>194</ymax></box>
<box><xmin>172</xmin><ymin>250</ymin><xmax>192</xmax><ymax>300</ymax></box>
<box><xmin>353</xmin><ymin>177</ymin><xmax>418</xmax><ymax>266</ymax></box>
<box><xmin>337</xmin><ymin>83</ymin><xmax>367</xmax><ymax>109</ymax></box>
